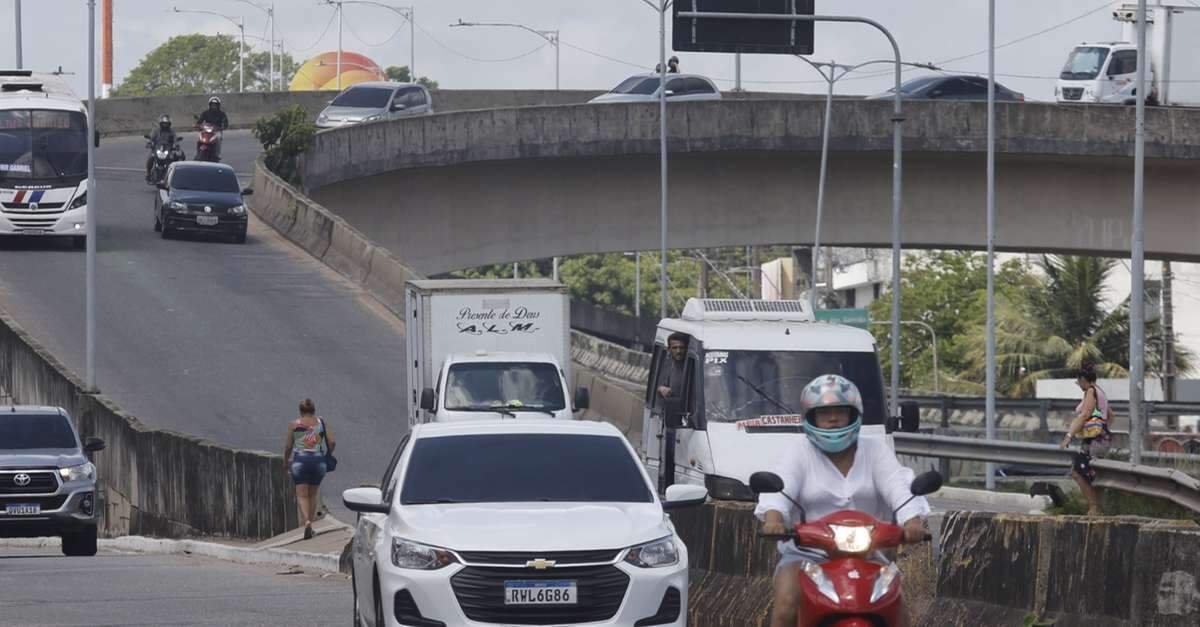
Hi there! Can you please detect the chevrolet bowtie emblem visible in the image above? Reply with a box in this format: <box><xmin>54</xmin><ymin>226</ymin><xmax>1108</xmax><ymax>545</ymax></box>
<box><xmin>526</xmin><ymin>558</ymin><xmax>557</xmax><ymax>570</ymax></box>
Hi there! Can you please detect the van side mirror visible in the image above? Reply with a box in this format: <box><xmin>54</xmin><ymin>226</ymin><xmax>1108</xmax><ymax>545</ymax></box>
<box><xmin>573</xmin><ymin>387</ymin><xmax>590</xmax><ymax>411</ymax></box>
<box><xmin>419</xmin><ymin>387</ymin><xmax>435</xmax><ymax>411</ymax></box>
<box><xmin>900</xmin><ymin>401</ymin><xmax>921</xmax><ymax>433</ymax></box>
<box><xmin>83</xmin><ymin>437</ymin><xmax>105</xmax><ymax>453</ymax></box>
<box><xmin>909</xmin><ymin>471</ymin><xmax>943</xmax><ymax>497</ymax></box>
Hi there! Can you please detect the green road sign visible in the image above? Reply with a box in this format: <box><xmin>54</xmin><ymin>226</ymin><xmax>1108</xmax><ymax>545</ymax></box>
<box><xmin>814</xmin><ymin>308</ymin><xmax>871</xmax><ymax>330</ymax></box>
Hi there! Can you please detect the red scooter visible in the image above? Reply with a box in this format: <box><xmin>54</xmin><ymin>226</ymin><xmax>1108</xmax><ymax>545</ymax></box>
<box><xmin>750</xmin><ymin>470</ymin><xmax>942</xmax><ymax>627</ymax></box>
<box><xmin>194</xmin><ymin>122</ymin><xmax>222</xmax><ymax>162</ymax></box>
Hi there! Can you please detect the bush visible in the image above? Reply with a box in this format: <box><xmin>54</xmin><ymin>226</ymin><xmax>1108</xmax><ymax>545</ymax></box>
<box><xmin>253</xmin><ymin>105</ymin><xmax>316</xmax><ymax>185</ymax></box>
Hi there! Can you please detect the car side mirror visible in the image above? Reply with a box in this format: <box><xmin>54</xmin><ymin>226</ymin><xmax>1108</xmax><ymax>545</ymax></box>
<box><xmin>342</xmin><ymin>487</ymin><xmax>390</xmax><ymax>514</ymax></box>
<box><xmin>664</xmin><ymin>89</ymin><xmax>676</xmax><ymax>96</ymax></box>
<box><xmin>83</xmin><ymin>437</ymin><xmax>105</xmax><ymax>453</ymax></box>
<box><xmin>663</xmin><ymin>397</ymin><xmax>687</xmax><ymax>429</ymax></box>
<box><xmin>241</xmin><ymin>188</ymin><xmax>254</xmax><ymax>196</ymax></box>
<box><xmin>662</xmin><ymin>484</ymin><xmax>708</xmax><ymax>510</ymax></box>
<box><xmin>749</xmin><ymin>471</ymin><xmax>784</xmax><ymax>495</ymax></box>
<box><xmin>419</xmin><ymin>387</ymin><xmax>436</xmax><ymax>411</ymax></box>
<box><xmin>573</xmin><ymin>387</ymin><xmax>590</xmax><ymax>411</ymax></box>
<box><xmin>909</xmin><ymin>471</ymin><xmax>943</xmax><ymax>497</ymax></box>
<box><xmin>900</xmin><ymin>401</ymin><xmax>921</xmax><ymax>433</ymax></box>
<box><xmin>391</xmin><ymin>102</ymin><xmax>407</xmax><ymax>111</ymax></box>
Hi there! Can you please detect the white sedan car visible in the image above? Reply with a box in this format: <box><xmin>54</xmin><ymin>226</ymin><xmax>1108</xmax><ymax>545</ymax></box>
<box><xmin>343</xmin><ymin>419</ymin><xmax>707</xmax><ymax>627</ymax></box>
<box><xmin>588</xmin><ymin>73</ymin><xmax>722</xmax><ymax>103</ymax></box>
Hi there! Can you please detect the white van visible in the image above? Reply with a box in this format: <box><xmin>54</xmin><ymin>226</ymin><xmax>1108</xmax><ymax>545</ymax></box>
<box><xmin>641</xmin><ymin>299</ymin><xmax>891</xmax><ymax>500</ymax></box>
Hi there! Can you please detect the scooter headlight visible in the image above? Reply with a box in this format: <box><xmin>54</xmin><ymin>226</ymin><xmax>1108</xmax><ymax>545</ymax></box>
<box><xmin>156</xmin><ymin>148</ymin><xmax>169</xmax><ymax>159</ymax></box>
<box><xmin>800</xmin><ymin>560</ymin><xmax>840</xmax><ymax>604</ymax></box>
<box><xmin>869</xmin><ymin>562</ymin><xmax>901</xmax><ymax>603</ymax></box>
<box><xmin>829</xmin><ymin>524</ymin><xmax>873</xmax><ymax>554</ymax></box>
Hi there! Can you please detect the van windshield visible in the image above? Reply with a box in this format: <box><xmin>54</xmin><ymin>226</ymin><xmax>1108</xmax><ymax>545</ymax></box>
<box><xmin>443</xmin><ymin>362</ymin><xmax>566</xmax><ymax>412</ymax></box>
<box><xmin>1061</xmin><ymin>46</ymin><xmax>1109</xmax><ymax>80</ymax></box>
<box><xmin>702</xmin><ymin>350</ymin><xmax>886</xmax><ymax>426</ymax></box>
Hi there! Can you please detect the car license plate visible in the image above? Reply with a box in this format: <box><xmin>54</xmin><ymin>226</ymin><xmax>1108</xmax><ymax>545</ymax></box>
<box><xmin>19</xmin><ymin>229</ymin><xmax>47</xmax><ymax>235</ymax></box>
<box><xmin>504</xmin><ymin>580</ymin><xmax>577</xmax><ymax>605</ymax></box>
<box><xmin>196</xmin><ymin>215</ymin><xmax>219</xmax><ymax>226</ymax></box>
<box><xmin>5</xmin><ymin>503</ymin><xmax>40</xmax><ymax>515</ymax></box>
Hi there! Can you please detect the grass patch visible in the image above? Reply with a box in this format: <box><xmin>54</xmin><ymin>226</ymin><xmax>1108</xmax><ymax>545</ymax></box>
<box><xmin>1045</xmin><ymin>487</ymin><xmax>1200</xmax><ymax>522</ymax></box>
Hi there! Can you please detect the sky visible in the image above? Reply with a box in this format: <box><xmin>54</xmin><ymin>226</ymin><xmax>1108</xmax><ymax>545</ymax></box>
<box><xmin>0</xmin><ymin>0</ymin><xmax>1140</xmax><ymax>100</ymax></box>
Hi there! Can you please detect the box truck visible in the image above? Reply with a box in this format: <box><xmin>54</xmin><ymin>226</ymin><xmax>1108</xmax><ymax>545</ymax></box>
<box><xmin>405</xmin><ymin>279</ymin><xmax>589</xmax><ymax>424</ymax></box>
<box><xmin>1056</xmin><ymin>2</ymin><xmax>1200</xmax><ymax>107</ymax></box>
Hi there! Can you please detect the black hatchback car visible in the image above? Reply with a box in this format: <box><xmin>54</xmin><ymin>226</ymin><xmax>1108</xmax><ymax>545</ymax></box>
<box><xmin>867</xmin><ymin>74</ymin><xmax>1025</xmax><ymax>102</ymax></box>
<box><xmin>155</xmin><ymin>162</ymin><xmax>252</xmax><ymax>243</ymax></box>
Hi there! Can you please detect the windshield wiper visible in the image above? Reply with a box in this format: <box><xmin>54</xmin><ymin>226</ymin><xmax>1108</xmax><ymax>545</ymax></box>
<box><xmin>735</xmin><ymin>374</ymin><xmax>796</xmax><ymax>414</ymax></box>
<box><xmin>494</xmin><ymin>402</ymin><xmax>557</xmax><ymax>417</ymax></box>
<box><xmin>464</xmin><ymin>405</ymin><xmax>516</xmax><ymax>417</ymax></box>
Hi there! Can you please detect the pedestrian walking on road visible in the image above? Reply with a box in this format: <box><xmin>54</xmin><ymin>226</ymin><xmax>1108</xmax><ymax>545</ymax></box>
<box><xmin>283</xmin><ymin>398</ymin><xmax>336</xmax><ymax>539</ymax></box>
<box><xmin>1059</xmin><ymin>362</ymin><xmax>1111</xmax><ymax>516</ymax></box>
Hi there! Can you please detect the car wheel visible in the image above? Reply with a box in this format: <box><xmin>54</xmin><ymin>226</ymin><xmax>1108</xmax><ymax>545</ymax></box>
<box><xmin>62</xmin><ymin>526</ymin><xmax>98</xmax><ymax>556</ymax></box>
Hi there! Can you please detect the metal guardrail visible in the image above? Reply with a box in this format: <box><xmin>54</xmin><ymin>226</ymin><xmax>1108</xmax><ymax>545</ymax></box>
<box><xmin>901</xmin><ymin>394</ymin><xmax>1200</xmax><ymax>417</ymax></box>
<box><xmin>893</xmin><ymin>432</ymin><xmax>1200</xmax><ymax>514</ymax></box>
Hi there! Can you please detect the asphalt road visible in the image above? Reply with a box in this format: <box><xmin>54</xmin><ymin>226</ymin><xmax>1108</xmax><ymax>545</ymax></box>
<box><xmin>0</xmin><ymin>546</ymin><xmax>348</xmax><ymax>626</ymax></box>
<box><xmin>0</xmin><ymin>131</ymin><xmax>409</xmax><ymax>519</ymax></box>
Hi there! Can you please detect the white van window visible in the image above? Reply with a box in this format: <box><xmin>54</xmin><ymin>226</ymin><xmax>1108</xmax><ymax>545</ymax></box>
<box><xmin>702</xmin><ymin>350</ymin><xmax>886</xmax><ymax>425</ymax></box>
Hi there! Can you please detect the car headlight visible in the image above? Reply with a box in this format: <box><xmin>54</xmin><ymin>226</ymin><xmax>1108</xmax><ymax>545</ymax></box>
<box><xmin>168</xmin><ymin>201</ymin><xmax>188</xmax><ymax>213</ymax></box>
<box><xmin>869</xmin><ymin>562</ymin><xmax>901</xmax><ymax>603</ymax></box>
<box><xmin>800</xmin><ymin>560</ymin><xmax>840</xmax><ymax>604</ymax></box>
<box><xmin>363</xmin><ymin>114</ymin><xmax>382</xmax><ymax>122</ymax></box>
<box><xmin>391</xmin><ymin>537</ymin><xmax>458</xmax><ymax>570</ymax></box>
<box><xmin>229</xmin><ymin>204</ymin><xmax>246</xmax><ymax>215</ymax></box>
<box><xmin>829</xmin><ymin>524</ymin><xmax>873</xmax><ymax>554</ymax></box>
<box><xmin>59</xmin><ymin>462</ymin><xmax>95</xmax><ymax>482</ymax></box>
<box><xmin>704</xmin><ymin>475</ymin><xmax>754</xmax><ymax>501</ymax></box>
<box><xmin>317</xmin><ymin>113</ymin><xmax>328</xmax><ymax>123</ymax></box>
<box><xmin>69</xmin><ymin>192</ymin><xmax>87</xmax><ymax>209</ymax></box>
<box><xmin>623</xmin><ymin>536</ymin><xmax>678</xmax><ymax>568</ymax></box>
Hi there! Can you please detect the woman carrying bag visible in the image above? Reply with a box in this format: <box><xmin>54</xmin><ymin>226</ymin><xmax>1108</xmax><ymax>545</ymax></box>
<box><xmin>283</xmin><ymin>398</ymin><xmax>337</xmax><ymax>539</ymax></box>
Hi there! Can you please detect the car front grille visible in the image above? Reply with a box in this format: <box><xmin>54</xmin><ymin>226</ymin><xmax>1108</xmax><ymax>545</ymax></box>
<box><xmin>450</xmin><ymin>564</ymin><xmax>630</xmax><ymax>625</ymax></box>
<box><xmin>455</xmin><ymin>548</ymin><xmax>623</xmax><ymax>566</ymax></box>
<box><xmin>3</xmin><ymin>202</ymin><xmax>65</xmax><ymax>211</ymax></box>
<box><xmin>0</xmin><ymin>470</ymin><xmax>59</xmax><ymax>495</ymax></box>
<box><xmin>1061</xmin><ymin>87</ymin><xmax>1083</xmax><ymax>101</ymax></box>
<box><xmin>5</xmin><ymin>216</ymin><xmax>60</xmax><ymax>229</ymax></box>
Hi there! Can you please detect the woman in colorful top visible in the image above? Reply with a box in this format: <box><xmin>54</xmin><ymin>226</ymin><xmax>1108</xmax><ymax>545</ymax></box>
<box><xmin>1059</xmin><ymin>362</ymin><xmax>1111</xmax><ymax>516</ymax></box>
<box><xmin>283</xmin><ymin>398</ymin><xmax>336</xmax><ymax>539</ymax></box>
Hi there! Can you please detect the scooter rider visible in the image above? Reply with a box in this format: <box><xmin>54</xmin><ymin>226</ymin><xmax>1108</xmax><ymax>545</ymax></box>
<box><xmin>756</xmin><ymin>374</ymin><xmax>930</xmax><ymax>627</ymax></box>
<box><xmin>145</xmin><ymin>114</ymin><xmax>178</xmax><ymax>181</ymax></box>
<box><xmin>196</xmin><ymin>96</ymin><xmax>230</xmax><ymax>130</ymax></box>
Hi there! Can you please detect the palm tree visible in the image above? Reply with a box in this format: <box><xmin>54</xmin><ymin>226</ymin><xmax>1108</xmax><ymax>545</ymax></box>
<box><xmin>965</xmin><ymin>255</ymin><xmax>1190</xmax><ymax>397</ymax></box>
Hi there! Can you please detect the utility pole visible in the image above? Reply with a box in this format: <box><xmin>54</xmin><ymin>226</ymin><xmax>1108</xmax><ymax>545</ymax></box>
<box><xmin>1130</xmin><ymin>0</ymin><xmax>1148</xmax><ymax>464</ymax></box>
<box><xmin>14</xmin><ymin>0</ymin><xmax>22</xmax><ymax>69</ymax></box>
<box><xmin>337</xmin><ymin>2</ymin><xmax>343</xmax><ymax>90</ymax></box>
<box><xmin>86</xmin><ymin>0</ymin><xmax>98</xmax><ymax>391</ymax></box>
<box><xmin>1163</xmin><ymin>260</ymin><xmax>1177</xmax><ymax>430</ymax></box>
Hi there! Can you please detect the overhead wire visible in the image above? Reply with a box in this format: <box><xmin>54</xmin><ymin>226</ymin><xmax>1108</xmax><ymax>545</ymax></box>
<box><xmin>343</xmin><ymin>10</ymin><xmax>409</xmax><ymax>48</ymax></box>
<box><xmin>413</xmin><ymin>20</ymin><xmax>552</xmax><ymax>63</ymax></box>
<box><xmin>288</xmin><ymin>9</ymin><xmax>338</xmax><ymax>53</ymax></box>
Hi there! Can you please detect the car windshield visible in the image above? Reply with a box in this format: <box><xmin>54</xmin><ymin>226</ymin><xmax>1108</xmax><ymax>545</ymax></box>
<box><xmin>702</xmin><ymin>350</ymin><xmax>886</xmax><ymax>426</ymax></box>
<box><xmin>1061</xmin><ymin>47</ymin><xmax>1109</xmax><ymax>80</ymax></box>
<box><xmin>0</xmin><ymin>110</ymin><xmax>88</xmax><ymax>182</ymax></box>
<box><xmin>1</xmin><ymin>414</ymin><xmax>77</xmax><ymax>450</ymax></box>
<box><xmin>171</xmin><ymin>167</ymin><xmax>240</xmax><ymax>193</ymax></box>
<box><xmin>331</xmin><ymin>86</ymin><xmax>393</xmax><ymax>108</ymax></box>
<box><xmin>443</xmin><ymin>362</ymin><xmax>566</xmax><ymax>411</ymax></box>
<box><xmin>893</xmin><ymin>76</ymin><xmax>943</xmax><ymax>95</ymax></box>
<box><xmin>400</xmin><ymin>433</ymin><xmax>653</xmax><ymax>504</ymax></box>
<box><xmin>610</xmin><ymin>76</ymin><xmax>661</xmax><ymax>95</ymax></box>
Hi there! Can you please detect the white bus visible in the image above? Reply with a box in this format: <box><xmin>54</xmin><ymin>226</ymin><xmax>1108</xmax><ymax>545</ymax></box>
<box><xmin>0</xmin><ymin>70</ymin><xmax>94</xmax><ymax>248</ymax></box>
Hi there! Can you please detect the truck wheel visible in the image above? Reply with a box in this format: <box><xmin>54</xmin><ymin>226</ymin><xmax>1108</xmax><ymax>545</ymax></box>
<box><xmin>62</xmin><ymin>526</ymin><xmax>98</xmax><ymax>556</ymax></box>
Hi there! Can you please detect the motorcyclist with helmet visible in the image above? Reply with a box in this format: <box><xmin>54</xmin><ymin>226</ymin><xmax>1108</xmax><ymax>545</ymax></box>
<box><xmin>145</xmin><ymin>114</ymin><xmax>180</xmax><ymax>182</ymax></box>
<box><xmin>755</xmin><ymin>374</ymin><xmax>931</xmax><ymax>627</ymax></box>
<box><xmin>195</xmin><ymin>96</ymin><xmax>230</xmax><ymax>161</ymax></box>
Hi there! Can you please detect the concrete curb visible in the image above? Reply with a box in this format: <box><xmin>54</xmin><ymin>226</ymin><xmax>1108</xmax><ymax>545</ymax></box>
<box><xmin>931</xmin><ymin>485</ymin><xmax>1052</xmax><ymax>512</ymax></box>
<box><xmin>0</xmin><ymin>535</ymin><xmax>344</xmax><ymax>575</ymax></box>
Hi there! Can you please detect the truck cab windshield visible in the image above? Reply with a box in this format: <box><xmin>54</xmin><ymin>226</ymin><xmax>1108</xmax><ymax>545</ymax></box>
<box><xmin>444</xmin><ymin>362</ymin><xmax>566</xmax><ymax>412</ymax></box>
<box><xmin>1061</xmin><ymin>46</ymin><xmax>1110</xmax><ymax>81</ymax></box>
<box><xmin>0</xmin><ymin>110</ymin><xmax>88</xmax><ymax>183</ymax></box>
<box><xmin>703</xmin><ymin>350</ymin><xmax>886</xmax><ymax>426</ymax></box>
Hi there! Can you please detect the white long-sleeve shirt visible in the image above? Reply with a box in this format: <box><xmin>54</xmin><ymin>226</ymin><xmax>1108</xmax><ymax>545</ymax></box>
<box><xmin>753</xmin><ymin>436</ymin><xmax>931</xmax><ymax>557</ymax></box>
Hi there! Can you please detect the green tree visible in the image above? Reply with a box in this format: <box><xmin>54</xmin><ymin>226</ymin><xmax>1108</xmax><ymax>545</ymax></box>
<box><xmin>253</xmin><ymin>105</ymin><xmax>316</xmax><ymax>185</ymax></box>
<box><xmin>113</xmin><ymin>34</ymin><xmax>297</xmax><ymax>96</ymax></box>
<box><xmin>384</xmin><ymin>65</ymin><xmax>439</xmax><ymax>90</ymax></box>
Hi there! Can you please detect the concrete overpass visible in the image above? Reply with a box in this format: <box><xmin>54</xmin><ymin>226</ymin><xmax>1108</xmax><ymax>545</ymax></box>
<box><xmin>301</xmin><ymin>99</ymin><xmax>1200</xmax><ymax>275</ymax></box>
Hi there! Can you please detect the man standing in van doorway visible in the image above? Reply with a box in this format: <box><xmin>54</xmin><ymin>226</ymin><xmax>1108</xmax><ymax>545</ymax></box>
<box><xmin>658</xmin><ymin>333</ymin><xmax>689</xmax><ymax>401</ymax></box>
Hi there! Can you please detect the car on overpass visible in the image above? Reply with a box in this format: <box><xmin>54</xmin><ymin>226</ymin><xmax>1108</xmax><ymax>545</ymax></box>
<box><xmin>316</xmin><ymin>81</ymin><xmax>434</xmax><ymax>129</ymax></box>
<box><xmin>154</xmin><ymin>161</ymin><xmax>253</xmax><ymax>243</ymax></box>
<box><xmin>0</xmin><ymin>406</ymin><xmax>105</xmax><ymax>556</ymax></box>
<box><xmin>867</xmin><ymin>74</ymin><xmax>1025</xmax><ymax>102</ymax></box>
<box><xmin>589</xmin><ymin>73</ymin><xmax>722</xmax><ymax>103</ymax></box>
<box><xmin>342</xmin><ymin>419</ymin><xmax>706</xmax><ymax>626</ymax></box>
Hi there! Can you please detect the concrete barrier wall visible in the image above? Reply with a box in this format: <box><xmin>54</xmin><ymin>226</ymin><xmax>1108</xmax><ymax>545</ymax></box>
<box><xmin>0</xmin><ymin>308</ymin><xmax>298</xmax><ymax>540</ymax></box>
<box><xmin>933</xmin><ymin>511</ymin><xmax>1200</xmax><ymax>626</ymax></box>
<box><xmin>94</xmin><ymin>89</ymin><xmax>610</xmax><ymax>137</ymax></box>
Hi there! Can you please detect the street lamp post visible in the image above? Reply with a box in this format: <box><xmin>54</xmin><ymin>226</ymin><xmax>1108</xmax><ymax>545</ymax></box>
<box><xmin>1130</xmin><ymin>0</ymin><xmax>1149</xmax><ymax>464</ymax></box>
<box><xmin>451</xmin><ymin>20</ymin><xmax>560</xmax><ymax>89</ymax></box>
<box><xmin>14</xmin><ymin>0</ymin><xmax>22</xmax><ymax>69</ymax></box>
<box><xmin>795</xmin><ymin>57</ymin><xmax>939</xmax><ymax>314</ymax></box>
<box><xmin>985</xmin><ymin>0</ymin><xmax>998</xmax><ymax>488</ymax></box>
<box><xmin>174</xmin><ymin>7</ymin><xmax>245</xmax><ymax>92</ymax></box>
<box><xmin>640</xmin><ymin>0</ymin><xmax>670</xmax><ymax>319</ymax></box>
<box><xmin>232</xmin><ymin>0</ymin><xmax>275</xmax><ymax>91</ymax></box>
<box><xmin>86</xmin><ymin>0</ymin><xmax>98</xmax><ymax>391</ymax></box>
<box><xmin>334</xmin><ymin>2</ymin><xmax>416</xmax><ymax>81</ymax></box>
